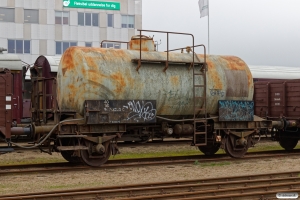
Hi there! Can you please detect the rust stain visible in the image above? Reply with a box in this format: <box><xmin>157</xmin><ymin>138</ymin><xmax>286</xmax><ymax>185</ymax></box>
<box><xmin>110</xmin><ymin>72</ymin><xmax>126</xmax><ymax>94</ymax></box>
<box><xmin>207</xmin><ymin>60</ymin><xmax>223</xmax><ymax>89</ymax></box>
<box><xmin>124</xmin><ymin>70</ymin><xmax>135</xmax><ymax>88</ymax></box>
<box><xmin>220</xmin><ymin>55</ymin><xmax>252</xmax><ymax>89</ymax></box>
<box><xmin>61</xmin><ymin>47</ymin><xmax>76</xmax><ymax>76</ymax></box>
<box><xmin>157</xmin><ymin>105</ymin><xmax>170</xmax><ymax>114</ymax></box>
<box><xmin>85</xmin><ymin>56</ymin><xmax>98</xmax><ymax>70</ymax></box>
<box><xmin>220</xmin><ymin>56</ymin><xmax>245</xmax><ymax>70</ymax></box>
<box><xmin>129</xmin><ymin>39</ymin><xmax>153</xmax><ymax>51</ymax></box>
<box><xmin>170</xmin><ymin>76</ymin><xmax>179</xmax><ymax>86</ymax></box>
<box><xmin>67</xmin><ymin>84</ymin><xmax>76</xmax><ymax>108</ymax></box>
<box><xmin>87</xmin><ymin>70</ymin><xmax>107</xmax><ymax>85</ymax></box>
<box><xmin>247</xmin><ymin>71</ymin><xmax>252</xmax><ymax>90</ymax></box>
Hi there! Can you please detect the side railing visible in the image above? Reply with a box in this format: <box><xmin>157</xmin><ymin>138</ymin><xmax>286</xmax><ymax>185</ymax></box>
<box><xmin>100</xmin><ymin>40</ymin><xmax>129</xmax><ymax>49</ymax></box>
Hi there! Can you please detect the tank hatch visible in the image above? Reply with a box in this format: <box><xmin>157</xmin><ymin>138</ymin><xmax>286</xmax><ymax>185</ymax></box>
<box><xmin>129</xmin><ymin>35</ymin><xmax>155</xmax><ymax>51</ymax></box>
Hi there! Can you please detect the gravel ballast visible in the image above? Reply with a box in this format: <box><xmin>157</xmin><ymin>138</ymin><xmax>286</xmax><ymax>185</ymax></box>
<box><xmin>0</xmin><ymin>141</ymin><xmax>299</xmax><ymax>195</ymax></box>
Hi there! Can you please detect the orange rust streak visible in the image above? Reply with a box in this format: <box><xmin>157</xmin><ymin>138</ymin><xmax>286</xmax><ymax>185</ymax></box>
<box><xmin>170</xmin><ymin>76</ymin><xmax>179</xmax><ymax>86</ymax></box>
<box><xmin>207</xmin><ymin>61</ymin><xmax>223</xmax><ymax>89</ymax></box>
<box><xmin>129</xmin><ymin>39</ymin><xmax>152</xmax><ymax>51</ymax></box>
<box><xmin>87</xmin><ymin>70</ymin><xmax>107</xmax><ymax>84</ymax></box>
<box><xmin>67</xmin><ymin>84</ymin><xmax>76</xmax><ymax>108</ymax></box>
<box><xmin>110</xmin><ymin>72</ymin><xmax>126</xmax><ymax>94</ymax></box>
<box><xmin>221</xmin><ymin>56</ymin><xmax>245</xmax><ymax>70</ymax></box>
<box><xmin>221</xmin><ymin>56</ymin><xmax>252</xmax><ymax>87</ymax></box>
<box><xmin>61</xmin><ymin>47</ymin><xmax>76</xmax><ymax>76</ymax></box>
<box><xmin>85</xmin><ymin>56</ymin><xmax>98</xmax><ymax>70</ymax></box>
<box><xmin>125</xmin><ymin>70</ymin><xmax>135</xmax><ymax>88</ymax></box>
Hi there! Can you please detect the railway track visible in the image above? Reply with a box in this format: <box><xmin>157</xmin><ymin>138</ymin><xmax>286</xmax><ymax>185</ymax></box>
<box><xmin>1</xmin><ymin>136</ymin><xmax>275</xmax><ymax>152</ymax></box>
<box><xmin>1</xmin><ymin>150</ymin><xmax>300</xmax><ymax>176</ymax></box>
<box><xmin>0</xmin><ymin>170</ymin><xmax>299</xmax><ymax>199</ymax></box>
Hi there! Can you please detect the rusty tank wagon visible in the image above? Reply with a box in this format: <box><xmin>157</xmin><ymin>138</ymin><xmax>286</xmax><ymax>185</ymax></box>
<box><xmin>0</xmin><ymin>30</ymin><xmax>284</xmax><ymax>166</ymax></box>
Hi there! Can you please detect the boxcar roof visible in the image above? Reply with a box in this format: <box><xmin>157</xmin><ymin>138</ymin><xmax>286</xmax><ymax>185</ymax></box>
<box><xmin>248</xmin><ymin>65</ymin><xmax>300</xmax><ymax>80</ymax></box>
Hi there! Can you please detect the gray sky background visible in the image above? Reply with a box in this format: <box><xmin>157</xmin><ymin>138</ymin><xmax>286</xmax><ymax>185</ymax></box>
<box><xmin>142</xmin><ymin>0</ymin><xmax>300</xmax><ymax>67</ymax></box>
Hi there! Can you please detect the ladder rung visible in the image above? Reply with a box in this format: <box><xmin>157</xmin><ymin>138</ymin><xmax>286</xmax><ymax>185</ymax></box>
<box><xmin>194</xmin><ymin>120</ymin><xmax>207</xmax><ymax>122</ymax></box>
<box><xmin>194</xmin><ymin>73</ymin><xmax>204</xmax><ymax>75</ymax></box>
<box><xmin>194</xmin><ymin>85</ymin><xmax>204</xmax><ymax>87</ymax></box>
<box><xmin>194</xmin><ymin>96</ymin><xmax>204</xmax><ymax>99</ymax></box>
<box><xmin>194</xmin><ymin>132</ymin><xmax>206</xmax><ymax>135</ymax></box>
<box><xmin>194</xmin><ymin>108</ymin><xmax>206</xmax><ymax>111</ymax></box>
<box><xmin>194</xmin><ymin>144</ymin><xmax>207</xmax><ymax>146</ymax></box>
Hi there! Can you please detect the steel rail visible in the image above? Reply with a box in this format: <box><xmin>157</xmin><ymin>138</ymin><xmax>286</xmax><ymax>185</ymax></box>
<box><xmin>119</xmin><ymin>182</ymin><xmax>300</xmax><ymax>200</ymax></box>
<box><xmin>1</xmin><ymin>151</ymin><xmax>300</xmax><ymax>176</ymax></box>
<box><xmin>1</xmin><ymin>171</ymin><xmax>300</xmax><ymax>200</ymax></box>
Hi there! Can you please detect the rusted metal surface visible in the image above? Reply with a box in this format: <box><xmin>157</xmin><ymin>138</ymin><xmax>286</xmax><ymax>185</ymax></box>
<box><xmin>11</xmin><ymin>71</ymin><xmax>22</xmax><ymax>123</ymax></box>
<box><xmin>254</xmin><ymin>79</ymin><xmax>300</xmax><ymax>119</ymax></box>
<box><xmin>22</xmin><ymin>99</ymin><xmax>31</xmax><ymax>118</ymax></box>
<box><xmin>219</xmin><ymin>100</ymin><xmax>254</xmax><ymax>121</ymax></box>
<box><xmin>85</xmin><ymin>100</ymin><xmax>156</xmax><ymax>124</ymax></box>
<box><xmin>31</xmin><ymin>77</ymin><xmax>58</xmax><ymax>125</ymax></box>
<box><xmin>128</xmin><ymin>35</ymin><xmax>155</xmax><ymax>51</ymax></box>
<box><xmin>57</xmin><ymin>45</ymin><xmax>253</xmax><ymax>118</ymax></box>
<box><xmin>10</xmin><ymin>127</ymin><xmax>31</xmax><ymax>136</ymax></box>
<box><xmin>0</xmin><ymin>68</ymin><xmax>12</xmax><ymax>139</ymax></box>
<box><xmin>32</xmin><ymin>56</ymin><xmax>56</xmax><ymax>113</ymax></box>
<box><xmin>0</xmin><ymin>53</ymin><xmax>24</xmax><ymax>123</ymax></box>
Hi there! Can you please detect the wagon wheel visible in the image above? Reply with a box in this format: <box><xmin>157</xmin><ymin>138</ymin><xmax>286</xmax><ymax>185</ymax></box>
<box><xmin>279</xmin><ymin>138</ymin><xmax>298</xmax><ymax>151</ymax></box>
<box><xmin>59</xmin><ymin>138</ymin><xmax>81</xmax><ymax>163</ymax></box>
<box><xmin>224</xmin><ymin>134</ymin><xmax>250</xmax><ymax>158</ymax></box>
<box><xmin>198</xmin><ymin>144</ymin><xmax>220</xmax><ymax>156</ymax></box>
<box><xmin>61</xmin><ymin>151</ymin><xmax>81</xmax><ymax>163</ymax></box>
<box><xmin>80</xmin><ymin>140</ymin><xmax>111</xmax><ymax>167</ymax></box>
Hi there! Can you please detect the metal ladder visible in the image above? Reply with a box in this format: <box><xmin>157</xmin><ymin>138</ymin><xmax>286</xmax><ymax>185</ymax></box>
<box><xmin>31</xmin><ymin>77</ymin><xmax>58</xmax><ymax>125</ymax></box>
<box><xmin>193</xmin><ymin>53</ymin><xmax>207</xmax><ymax>146</ymax></box>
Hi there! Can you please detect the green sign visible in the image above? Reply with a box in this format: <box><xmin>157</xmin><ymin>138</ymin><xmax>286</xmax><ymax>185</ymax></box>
<box><xmin>63</xmin><ymin>0</ymin><xmax>120</xmax><ymax>10</ymax></box>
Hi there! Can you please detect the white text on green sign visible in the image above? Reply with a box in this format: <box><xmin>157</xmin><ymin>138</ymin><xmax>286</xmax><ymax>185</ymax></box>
<box><xmin>63</xmin><ymin>0</ymin><xmax>120</xmax><ymax>10</ymax></box>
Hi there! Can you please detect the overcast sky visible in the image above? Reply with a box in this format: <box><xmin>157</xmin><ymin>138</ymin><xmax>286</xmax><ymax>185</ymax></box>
<box><xmin>142</xmin><ymin>0</ymin><xmax>300</xmax><ymax>67</ymax></box>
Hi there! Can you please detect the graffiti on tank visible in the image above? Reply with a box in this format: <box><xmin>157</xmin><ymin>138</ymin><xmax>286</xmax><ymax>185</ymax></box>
<box><xmin>210</xmin><ymin>89</ymin><xmax>225</xmax><ymax>97</ymax></box>
<box><xmin>124</xmin><ymin>100</ymin><xmax>156</xmax><ymax>122</ymax></box>
<box><xmin>84</xmin><ymin>100</ymin><xmax>157</xmax><ymax>124</ymax></box>
<box><xmin>219</xmin><ymin>100</ymin><xmax>254</xmax><ymax>121</ymax></box>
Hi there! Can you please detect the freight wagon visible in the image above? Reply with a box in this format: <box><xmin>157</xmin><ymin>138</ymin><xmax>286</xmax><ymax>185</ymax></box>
<box><xmin>0</xmin><ymin>30</ymin><xmax>289</xmax><ymax>166</ymax></box>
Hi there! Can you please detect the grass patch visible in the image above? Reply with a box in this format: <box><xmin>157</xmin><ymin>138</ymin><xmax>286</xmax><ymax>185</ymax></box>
<box><xmin>47</xmin><ymin>182</ymin><xmax>104</xmax><ymax>190</ymax></box>
<box><xmin>249</xmin><ymin>143</ymin><xmax>300</xmax><ymax>152</ymax></box>
<box><xmin>0</xmin><ymin>154</ymin><xmax>66</xmax><ymax>166</ymax></box>
<box><xmin>200</xmin><ymin>161</ymin><xmax>231</xmax><ymax>167</ymax></box>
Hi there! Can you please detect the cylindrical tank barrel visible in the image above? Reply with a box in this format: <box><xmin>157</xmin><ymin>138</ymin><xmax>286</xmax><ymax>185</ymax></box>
<box><xmin>57</xmin><ymin>47</ymin><xmax>253</xmax><ymax>117</ymax></box>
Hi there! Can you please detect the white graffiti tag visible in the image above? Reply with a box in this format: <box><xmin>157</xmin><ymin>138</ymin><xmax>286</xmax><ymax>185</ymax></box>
<box><xmin>124</xmin><ymin>100</ymin><xmax>156</xmax><ymax>122</ymax></box>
